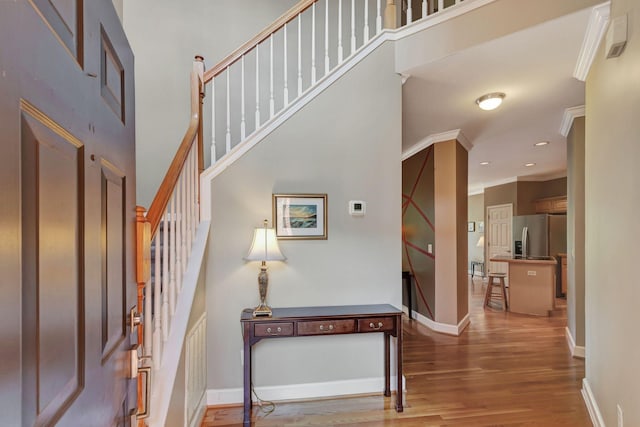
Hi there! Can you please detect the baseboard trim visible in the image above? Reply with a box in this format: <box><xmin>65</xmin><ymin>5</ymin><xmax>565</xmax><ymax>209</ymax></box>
<box><xmin>206</xmin><ymin>376</ymin><xmax>405</xmax><ymax>406</ymax></box>
<box><xmin>414</xmin><ymin>311</ymin><xmax>470</xmax><ymax>336</ymax></box>
<box><xmin>564</xmin><ymin>327</ymin><xmax>586</xmax><ymax>359</ymax></box>
<box><xmin>582</xmin><ymin>378</ymin><xmax>605</xmax><ymax>427</ymax></box>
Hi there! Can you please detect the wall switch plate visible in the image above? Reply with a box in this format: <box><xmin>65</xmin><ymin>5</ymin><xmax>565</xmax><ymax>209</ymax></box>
<box><xmin>427</xmin><ymin>244</ymin><xmax>433</xmax><ymax>254</ymax></box>
<box><xmin>527</xmin><ymin>271</ymin><xmax>537</xmax><ymax>276</ymax></box>
<box><xmin>348</xmin><ymin>200</ymin><xmax>366</xmax><ymax>216</ymax></box>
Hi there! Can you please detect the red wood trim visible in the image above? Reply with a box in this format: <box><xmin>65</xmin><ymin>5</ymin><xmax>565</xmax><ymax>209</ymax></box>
<box><xmin>203</xmin><ymin>0</ymin><xmax>317</xmax><ymax>82</ymax></box>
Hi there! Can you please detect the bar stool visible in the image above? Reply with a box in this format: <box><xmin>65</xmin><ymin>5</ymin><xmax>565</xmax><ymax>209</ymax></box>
<box><xmin>485</xmin><ymin>273</ymin><xmax>508</xmax><ymax>311</ymax></box>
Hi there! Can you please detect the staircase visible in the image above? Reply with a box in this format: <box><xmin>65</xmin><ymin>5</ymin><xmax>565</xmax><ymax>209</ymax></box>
<box><xmin>135</xmin><ymin>1</ymin><xmax>474</xmax><ymax>425</ymax></box>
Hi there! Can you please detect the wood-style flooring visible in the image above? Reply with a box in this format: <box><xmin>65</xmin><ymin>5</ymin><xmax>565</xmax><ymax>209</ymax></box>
<box><xmin>201</xmin><ymin>277</ymin><xmax>590</xmax><ymax>426</ymax></box>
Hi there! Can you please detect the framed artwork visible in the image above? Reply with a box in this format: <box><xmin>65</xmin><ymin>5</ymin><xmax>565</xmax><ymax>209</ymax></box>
<box><xmin>272</xmin><ymin>194</ymin><xmax>328</xmax><ymax>240</ymax></box>
<box><xmin>468</xmin><ymin>221</ymin><xmax>475</xmax><ymax>232</ymax></box>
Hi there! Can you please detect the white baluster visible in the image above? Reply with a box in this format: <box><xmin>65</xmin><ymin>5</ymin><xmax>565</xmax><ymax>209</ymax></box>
<box><xmin>144</xmin><ymin>277</ymin><xmax>152</xmax><ymax>356</ymax></box>
<box><xmin>422</xmin><ymin>0</ymin><xmax>427</xmax><ymax>18</ymax></box>
<box><xmin>283</xmin><ymin>23</ymin><xmax>289</xmax><ymax>106</ymax></box>
<box><xmin>311</xmin><ymin>3</ymin><xmax>316</xmax><ymax>84</ymax></box>
<box><xmin>169</xmin><ymin>192</ymin><xmax>177</xmax><ymax>316</ymax></box>
<box><xmin>153</xmin><ymin>233</ymin><xmax>161</xmax><ymax>370</ymax></box>
<box><xmin>255</xmin><ymin>44</ymin><xmax>261</xmax><ymax>128</ymax></box>
<box><xmin>240</xmin><ymin>56</ymin><xmax>246</xmax><ymax>140</ymax></box>
<box><xmin>210</xmin><ymin>79</ymin><xmax>216</xmax><ymax>163</ymax></box>
<box><xmin>364</xmin><ymin>0</ymin><xmax>370</xmax><ymax>42</ymax></box>
<box><xmin>438</xmin><ymin>0</ymin><xmax>444</xmax><ymax>13</ymax></box>
<box><xmin>185</xmin><ymin>159</ymin><xmax>192</xmax><ymax>261</ymax></box>
<box><xmin>269</xmin><ymin>34</ymin><xmax>275</xmax><ymax>118</ymax></box>
<box><xmin>181</xmin><ymin>162</ymin><xmax>187</xmax><ymax>277</ymax></box>
<box><xmin>324</xmin><ymin>0</ymin><xmax>329</xmax><ymax>75</ymax></box>
<box><xmin>407</xmin><ymin>1</ymin><xmax>412</xmax><ymax>23</ymax></box>
<box><xmin>175</xmin><ymin>181</ymin><xmax>183</xmax><ymax>290</ymax></box>
<box><xmin>376</xmin><ymin>0</ymin><xmax>382</xmax><ymax>34</ymax></box>
<box><xmin>351</xmin><ymin>0</ymin><xmax>356</xmax><ymax>53</ymax></box>
<box><xmin>338</xmin><ymin>0</ymin><xmax>344</xmax><ymax>62</ymax></box>
<box><xmin>161</xmin><ymin>212</ymin><xmax>169</xmax><ymax>341</ymax></box>
<box><xmin>297</xmin><ymin>14</ymin><xmax>302</xmax><ymax>95</ymax></box>
<box><xmin>225</xmin><ymin>67</ymin><xmax>231</xmax><ymax>154</ymax></box>
<box><xmin>191</xmin><ymin>148</ymin><xmax>198</xmax><ymax>236</ymax></box>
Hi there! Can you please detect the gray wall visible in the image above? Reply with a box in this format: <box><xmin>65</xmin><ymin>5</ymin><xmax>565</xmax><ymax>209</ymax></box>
<box><xmin>206</xmin><ymin>43</ymin><xmax>401</xmax><ymax>390</ymax></box>
<box><xmin>123</xmin><ymin>0</ymin><xmax>297</xmax><ymax>206</ymax></box>
<box><xmin>567</xmin><ymin>116</ymin><xmax>585</xmax><ymax>348</ymax></box>
<box><xmin>585</xmin><ymin>0</ymin><xmax>640</xmax><ymax>424</ymax></box>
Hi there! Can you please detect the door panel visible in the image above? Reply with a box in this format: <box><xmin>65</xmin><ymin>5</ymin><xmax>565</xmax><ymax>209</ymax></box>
<box><xmin>0</xmin><ymin>0</ymin><xmax>137</xmax><ymax>425</ymax></box>
<box><xmin>487</xmin><ymin>204</ymin><xmax>512</xmax><ymax>276</ymax></box>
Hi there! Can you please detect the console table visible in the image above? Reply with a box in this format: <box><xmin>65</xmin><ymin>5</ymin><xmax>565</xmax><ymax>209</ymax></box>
<box><xmin>240</xmin><ymin>304</ymin><xmax>403</xmax><ymax>425</ymax></box>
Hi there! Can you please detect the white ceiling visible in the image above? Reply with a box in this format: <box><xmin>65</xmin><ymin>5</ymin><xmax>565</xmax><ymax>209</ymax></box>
<box><xmin>401</xmin><ymin>7</ymin><xmax>593</xmax><ymax>194</ymax></box>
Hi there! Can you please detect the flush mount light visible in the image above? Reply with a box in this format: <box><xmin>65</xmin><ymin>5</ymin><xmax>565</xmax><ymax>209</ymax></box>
<box><xmin>480</xmin><ymin>161</ymin><xmax>490</xmax><ymax>166</ymax></box>
<box><xmin>475</xmin><ymin>92</ymin><xmax>506</xmax><ymax>111</ymax></box>
<box><xmin>525</xmin><ymin>162</ymin><xmax>536</xmax><ymax>167</ymax></box>
<box><xmin>534</xmin><ymin>141</ymin><xmax>550</xmax><ymax>147</ymax></box>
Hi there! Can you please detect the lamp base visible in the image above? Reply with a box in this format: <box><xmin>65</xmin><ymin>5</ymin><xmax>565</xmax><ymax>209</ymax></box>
<box><xmin>253</xmin><ymin>303</ymin><xmax>272</xmax><ymax>317</ymax></box>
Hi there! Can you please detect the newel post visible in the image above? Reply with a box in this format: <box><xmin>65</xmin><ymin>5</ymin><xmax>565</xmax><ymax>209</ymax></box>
<box><xmin>384</xmin><ymin>0</ymin><xmax>398</xmax><ymax>29</ymax></box>
<box><xmin>135</xmin><ymin>206</ymin><xmax>151</xmax><ymax>344</ymax></box>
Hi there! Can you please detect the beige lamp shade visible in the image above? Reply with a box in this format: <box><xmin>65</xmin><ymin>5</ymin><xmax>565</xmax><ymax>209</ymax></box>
<box><xmin>245</xmin><ymin>224</ymin><xmax>286</xmax><ymax>262</ymax></box>
<box><xmin>476</xmin><ymin>235</ymin><xmax>485</xmax><ymax>248</ymax></box>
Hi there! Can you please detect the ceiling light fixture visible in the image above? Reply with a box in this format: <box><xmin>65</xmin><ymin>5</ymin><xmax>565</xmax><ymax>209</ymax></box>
<box><xmin>480</xmin><ymin>161</ymin><xmax>490</xmax><ymax>166</ymax></box>
<box><xmin>534</xmin><ymin>141</ymin><xmax>550</xmax><ymax>147</ymax></box>
<box><xmin>525</xmin><ymin>162</ymin><xmax>536</xmax><ymax>167</ymax></box>
<box><xmin>475</xmin><ymin>92</ymin><xmax>506</xmax><ymax>111</ymax></box>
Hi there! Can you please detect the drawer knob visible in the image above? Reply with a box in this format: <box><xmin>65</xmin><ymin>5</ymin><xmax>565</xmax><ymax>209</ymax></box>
<box><xmin>266</xmin><ymin>326</ymin><xmax>282</xmax><ymax>335</ymax></box>
<box><xmin>369</xmin><ymin>322</ymin><xmax>383</xmax><ymax>330</ymax></box>
<box><xmin>319</xmin><ymin>324</ymin><xmax>334</xmax><ymax>331</ymax></box>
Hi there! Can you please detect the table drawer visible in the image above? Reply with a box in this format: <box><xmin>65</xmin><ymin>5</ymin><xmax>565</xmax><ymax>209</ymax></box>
<box><xmin>297</xmin><ymin>319</ymin><xmax>355</xmax><ymax>335</ymax></box>
<box><xmin>358</xmin><ymin>317</ymin><xmax>394</xmax><ymax>332</ymax></box>
<box><xmin>254</xmin><ymin>322</ymin><xmax>294</xmax><ymax>337</ymax></box>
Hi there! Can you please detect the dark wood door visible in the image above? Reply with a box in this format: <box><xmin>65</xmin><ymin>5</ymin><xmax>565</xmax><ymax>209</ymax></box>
<box><xmin>0</xmin><ymin>0</ymin><xmax>137</xmax><ymax>425</ymax></box>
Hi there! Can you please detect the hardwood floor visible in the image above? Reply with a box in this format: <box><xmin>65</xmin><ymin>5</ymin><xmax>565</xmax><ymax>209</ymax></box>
<box><xmin>201</xmin><ymin>277</ymin><xmax>590</xmax><ymax>426</ymax></box>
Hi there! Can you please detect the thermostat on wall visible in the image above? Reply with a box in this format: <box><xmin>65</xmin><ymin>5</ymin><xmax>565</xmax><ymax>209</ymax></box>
<box><xmin>349</xmin><ymin>200</ymin><xmax>366</xmax><ymax>216</ymax></box>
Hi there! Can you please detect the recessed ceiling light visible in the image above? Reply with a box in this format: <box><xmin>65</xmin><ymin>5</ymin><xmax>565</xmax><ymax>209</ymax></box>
<box><xmin>480</xmin><ymin>161</ymin><xmax>490</xmax><ymax>166</ymax></box>
<box><xmin>534</xmin><ymin>141</ymin><xmax>550</xmax><ymax>147</ymax></box>
<box><xmin>525</xmin><ymin>162</ymin><xmax>536</xmax><ymax>167</ymax></box>
<box><xmin>475</xmin><ymin>92</ymin><xmax>506</xmax><ymax>111</ymax></box>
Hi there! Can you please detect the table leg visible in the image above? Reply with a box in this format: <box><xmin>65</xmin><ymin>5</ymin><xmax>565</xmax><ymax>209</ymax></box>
<box><xmin>384</xmin><ymin>332</ymin><xmax>390</xmax><ymax>396</ymax></box>
<box><xmin>396</xmin><ymin>316</ymin><xmax>404</xmax><ymax>412</ymax></box>
<box><xmin>243</xmin><ymin>326</ymin><xmax>252</xmax><ymax>426</ymax></box>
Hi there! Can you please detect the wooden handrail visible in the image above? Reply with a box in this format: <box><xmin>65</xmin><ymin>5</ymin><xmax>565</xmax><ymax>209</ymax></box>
<box><xmin>203</xmin><ymin>0</ymin><xmax>316</xmax><ymax>82</ymax></box>
<box><xmin>146</xmin><ymin>57</ymin><xmax>205</xmax><ymax>237</ymax></box>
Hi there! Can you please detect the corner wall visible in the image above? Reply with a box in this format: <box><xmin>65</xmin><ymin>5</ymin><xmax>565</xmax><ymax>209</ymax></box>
<box><xmin>206</xmin><ymin>43</ymin><xmax>401</xmax><ymax>396</ymax></box>
<box><xmin>585</xmin><ymin>0</ymin><xmax>640</xmax><ymax>424</ymax></box>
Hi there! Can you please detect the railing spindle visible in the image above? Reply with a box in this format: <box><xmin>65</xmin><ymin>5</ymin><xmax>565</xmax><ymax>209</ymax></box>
<box><xmin>153</xmin><ymin>233</ymin><xmax>161</xmax><ymax>369</ymax></box>
<box><xmin>185</xmin><ymin>161</ymin><xmax>192</xmax><ymax>261</ymax></box>
<box><xmin>350</xmin><ymin>0</ymin><xmax>356</xmax><ymax>53</ymax></box>
<box><xmin>169</xmin><ymin>193</ymin><xmax>177</xmax><ymax>316</ymax></box>
<box><xmin>422</xmin><ymin>0</ymin><xmax>427</xmax><ymax>18</ymax></box>
<box><xmin>283</xmin><ymin>24</ymin><xmax>289</xmax><ymax>106</ymax></box>
<box><xmin>240</xmin><ymin>56</ymin><xmax>246</xmax><ymax>140</ymax></box>
<box><xmin>324</xmin><ymin>0</ymin><xmax>329</xmax><ymax>75</ymax></box>
<box><xmin>181</xmin><ymin>164</ymin><xmax>187</xmax><ymax>277</ymax></box>
<box><xmin>144</xmin><ymin>277</ymin><xmax>152</xmax><ymax>356</ymax></box>
<box><xmin>364</xmin><ymin>0</ymin><xmax>370</xmax><ymax>43</ymax></box>
<box><xmin>338</xmin><ymin>0</ymin><xmax>344</xmax><ymax>62</ymax></box>
<box><xmin>210</xmin><ymin>80</ymin><xmax>216</xmax><ymax>163</ymax></box>
<box><xmin>297</xmin><ymin>14</ymin><xmax>302</xmax><ymax>95</ymax></box>
<box><xmin>161</xmin><ymin>212</ymin><xmax>170</xmax><ymax>341</ymax></box>
<box><xmin>311</xmin><ymin>3</ymin><xmax>317</xmax><ymax>84</ymax></box>
<box><xmin>225</xmin><ymin>68</ymin><xmax>231</xmax><ymax>154</ymax></box>
<box><xmin>407</xmin><ymin>1</ymin><xmax>413</xmax><ymax>23</ymax></box>
<box><xmin>376</xmin><ymin>0</ymin><xmax>382</xmax><ymax>34</ymax></box>
<box><xmin>269</xmin><ymin>34</ymin><xmax>275</xmax><ymax>118</ymax></box>
<box><xmin>255</xmin><ymin>44</ymin><xmax>261</xmax><ymax>128</ymax></box>
<box><xmin>438</xmin><ymin>0</ymin><xmax>444</xmax><ymax>13</ymax></box>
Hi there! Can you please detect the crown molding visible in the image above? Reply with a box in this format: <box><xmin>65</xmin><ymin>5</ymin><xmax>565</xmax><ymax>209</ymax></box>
<box><xmin>573</xmin><ymin>2</ymin><xmax>610</xmax><ymax>81</ymax></box>
<box><xmin>402</xmin><ymin>129</ymin><xmax>472</xmax><ymax>161</ymax></box>
<box><xmin>560</xmin><ymin>105</ymin><xmax>586</xmax><ymax>137</ymax></box>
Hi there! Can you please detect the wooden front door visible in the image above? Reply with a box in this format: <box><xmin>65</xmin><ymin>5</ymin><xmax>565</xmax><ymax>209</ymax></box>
<box><xmin>487</xmin><ymin>204</ymin><xmax>513</xmax><ymax>276</ymax></box>
<box><xmin>0</xmin><ymin>1</ymin><xmax>137</xmax><ymax>425</ymax></box>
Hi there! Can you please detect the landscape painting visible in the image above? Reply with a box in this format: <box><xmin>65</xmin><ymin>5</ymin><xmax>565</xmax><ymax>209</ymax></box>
<box><xmin>273</xmin><ymin>194</ymin><xmax>327</xmax><ymax>240</ymax></box>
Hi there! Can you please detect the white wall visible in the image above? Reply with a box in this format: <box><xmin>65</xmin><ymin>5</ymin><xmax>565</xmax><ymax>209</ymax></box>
<box><xmin>123</xmin><ymin>0</ymin><xmax>297</xmax><ymax>206</ymax></box>
<box><xmin>585</xmin><ymin>0</ymin><xmax>640</xmax><ymax>424</ymax></box>
<box><xmin>206</xmin><ymin>42</ymin><xmax>401</xmax><ymax>393</ymax></box>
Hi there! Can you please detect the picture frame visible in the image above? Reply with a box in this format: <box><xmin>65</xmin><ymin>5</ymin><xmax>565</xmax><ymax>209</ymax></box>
<box><xmin>468</xmin><ymin>221</ymin><xmax>475</xmax><ymax>232</ymax></box>
<box><xmin>273</xmin><ymin>194</ymin><xmax>328</xmax><ymax>240</ymax></box>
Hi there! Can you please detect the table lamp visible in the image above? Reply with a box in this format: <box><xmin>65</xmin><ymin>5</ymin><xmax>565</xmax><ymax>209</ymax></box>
<box><xmin>476</xmin><ymin>235</ymin><xmax>485</xmax><ymax>247</ymax></box>
<box><xmin>245</xmin><ymin>220</ymin><xmax>286</xmax><ymax>317</ymax></box>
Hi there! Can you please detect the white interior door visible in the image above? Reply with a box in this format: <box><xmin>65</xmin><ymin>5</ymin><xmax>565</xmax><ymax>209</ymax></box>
<box><xmin>487</xmin><ymin>204</ymin><xmax>513</xmax><ymax>275</ymax></box>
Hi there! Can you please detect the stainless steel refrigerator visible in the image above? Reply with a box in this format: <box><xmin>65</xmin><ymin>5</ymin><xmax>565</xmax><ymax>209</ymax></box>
<box><xmin>513</xmin><ymin>214</ymin><xmax>567</xmax><ymax>258</ymax></box>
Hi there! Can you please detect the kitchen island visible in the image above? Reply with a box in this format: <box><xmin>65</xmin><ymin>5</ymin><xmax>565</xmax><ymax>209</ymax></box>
<box><xmin>490</xmin><ymin>256</ymin><xmax>557</xmax><ymax>316</ymax></box>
